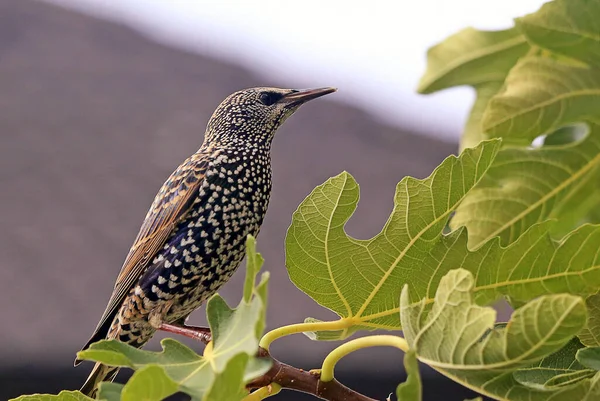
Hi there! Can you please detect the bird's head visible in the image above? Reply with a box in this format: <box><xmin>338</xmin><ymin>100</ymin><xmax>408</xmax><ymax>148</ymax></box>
<box><xmin>203</xmin><ymin>87</ymin><xmax>336</xmax><ymax>147</ymax></box>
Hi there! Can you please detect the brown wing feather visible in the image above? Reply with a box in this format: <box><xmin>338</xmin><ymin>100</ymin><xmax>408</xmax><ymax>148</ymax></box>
<box><xmin>79</xmin><ymin>150</ymin><xmax>212</xmax><ymax>354</ymax></box>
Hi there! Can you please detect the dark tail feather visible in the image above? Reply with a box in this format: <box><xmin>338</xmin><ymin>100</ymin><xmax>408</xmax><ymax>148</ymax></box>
<box><xmin>80</xmin><ymin>362</ymin><xmax>119</xmax><ymax>398</ymax></box>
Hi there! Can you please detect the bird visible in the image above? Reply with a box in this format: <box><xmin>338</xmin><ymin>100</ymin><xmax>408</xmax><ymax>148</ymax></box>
<box><xmin>76</xmin><ymin>86</ymin><xmax>336</xmax><ymax>396</ymax></box>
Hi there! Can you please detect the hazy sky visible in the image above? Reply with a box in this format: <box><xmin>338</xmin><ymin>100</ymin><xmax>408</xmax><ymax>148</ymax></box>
<box><xmin>45</xmin><ymin>0</ymin><xmax>546</xmax><ymax>140</ymax></box>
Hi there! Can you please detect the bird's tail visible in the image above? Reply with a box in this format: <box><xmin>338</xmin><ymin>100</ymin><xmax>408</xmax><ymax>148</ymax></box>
<box><xmin>80</xmin><ymin>362</ymin><xmax>119</xmax><ymax>398</ymax></box>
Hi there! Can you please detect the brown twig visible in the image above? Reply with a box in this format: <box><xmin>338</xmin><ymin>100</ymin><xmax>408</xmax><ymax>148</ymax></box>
<box><xmin>158</xmin><ymin>324</ymin><xmax>378</xmax><ymax>401</ymax></box>
<box><xmin>247</xmin><ymin>348</ymin><xmax>377</xmax><ymax>401</ymax></box>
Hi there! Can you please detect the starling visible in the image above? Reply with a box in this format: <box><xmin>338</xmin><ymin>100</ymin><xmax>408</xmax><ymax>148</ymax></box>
<box><xmin>77</xmin><ymin>86</ymin><xmax>336</xmax><ymax>396</ymax></box>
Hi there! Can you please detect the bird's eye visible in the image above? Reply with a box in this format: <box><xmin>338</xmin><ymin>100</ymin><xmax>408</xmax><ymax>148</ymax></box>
<box><xmin>258</xmin><ymin>92</ymin><xmax>281</xmax><ymax>106</ymax></box>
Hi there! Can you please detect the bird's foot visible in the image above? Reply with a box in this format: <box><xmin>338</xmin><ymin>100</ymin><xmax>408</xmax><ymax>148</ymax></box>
<box><xmin>158</xmin><ymin>322</ymin><xmax>212</xmax><ymax>344</ymax></box>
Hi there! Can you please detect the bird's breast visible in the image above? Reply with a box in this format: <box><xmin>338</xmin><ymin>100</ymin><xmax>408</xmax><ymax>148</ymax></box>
<box><xmin>136</xmin><ymin>149</ymin><xmax>272</xmax><ymax>316</ymax></box>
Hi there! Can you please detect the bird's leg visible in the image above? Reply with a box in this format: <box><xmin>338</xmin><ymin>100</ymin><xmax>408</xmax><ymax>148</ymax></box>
<box><xmin>158</xmin><ymin>322</ymin><xmax>212</xmax><ymax>344</ymax></box>
<box><xmin>148</xmin><ymin>303</ymin><xmax>212</xmax><ymax>344</ymax></box>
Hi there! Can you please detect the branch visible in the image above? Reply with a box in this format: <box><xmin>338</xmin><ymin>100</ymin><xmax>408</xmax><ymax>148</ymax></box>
<box><xmin>246</xmin><ymin>348</ymin><xmax>377</xmax><ymax>401</ymax></box>
<box><xmin>160</xmin><ymin>324</ymin><xmax>378</xmax><ymax>400</ymax></box>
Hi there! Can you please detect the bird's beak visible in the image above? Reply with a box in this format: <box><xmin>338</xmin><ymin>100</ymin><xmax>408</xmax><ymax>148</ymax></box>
<box><xmin>282</xmin><ymin>87</ymin><xmax>337</xmax><ymax>106</ymax></box>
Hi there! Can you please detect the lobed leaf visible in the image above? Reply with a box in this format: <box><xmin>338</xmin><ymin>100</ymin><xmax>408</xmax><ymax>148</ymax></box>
<box><xmin>97</xmin><ymin>383</ymin><xmax>122</xmax><ymax>401</ymax></box>
<box><xmin>513</xmin><ymin>339</ymin><xmax>595</xmax><ymax>390</ymax></box>
<box><xmin>285</xmin><ymin>140</ymin><xmax>500</xmax><ymax>338</ymax></box>
<box><xmin>452</xmin><ymin>123</ymin><xmax>600</xmax><ymax>247</ymax></box>
<box><xmin>121</xmin><ymin>365</ymin><xmax>178</xmax><ymax>401</ymax></box>
<box><xmin>547</xmin><ymin>167</ymin><xmax>600</xmax><ymax>239</ymax></box>
<box><xmin>253</xmin><ymin>271</ymin><xmax>269</xmax><ymax>340</ymax></box>
<box><xmin>418</xmin><ymin>27</ymin><xmax>528</xmax><ymax>93</ymax></box>
<box><xmin>287</xmin><ymin>138</ymin><xmax>600</xmax><ymax>338</ymax></box>
<box><xmin>401</xmin><ymin>269</ymin><xmax>595</xmax><ymax>400</ymax></box>
<box><xmin>578</xmin><ymin>347</ymin><xmax>600</xmax><ymax>371</ymax></box>
<box><xmin>204</xmin><ymin>354</ymin><xmax>253</xmax><ymax>401</ymax></box>
<box><xmin>580</xmin><ymin>293</ymin><xmax>600</xmax><ymax>347</ymax></box>
<box><xmin>78</xmin><ymin>294</ymin><xmax>270</xmax><ymax>400</ymax></box>
<box><xmin>9</xmin><ymin>392</ymin><xmax>93</xmax><ymax>401</ymax></box>
<box><xmin>243</xmin><ymin>235</ymin><xmax>264</xmax><ymax>303</ymax></box>
<box><xmin>75</xmin><ymin>235</ymin><xmax>271</xmax><ymax>401</ymax></box>
<box><xmin>544</xmin><ymin>124</ymin><xmax>589</xmax><ymax>146</ymax></box>
<box><xmin>206</xmin><ymin>294</ymin><xmax>264</xmax><ymax>373</ymax></box>
<box><xmin>416</xmin><ymin>221</ymin><xmax>600</xmax><ymax>307</ymax></box>
<box><xmin>518</xmin><ymin>0</ymin><xmax>600</xmax><ymax>68</ymax></box>
<box><xmin>482</xmin><ymin>57</ymin><xmax>600</xmax><ymax>143</ymax></box>
<box><xmin>461</xmin><ymin>81</ymin><xmax>504</xmax><ymax>151</ymax></box>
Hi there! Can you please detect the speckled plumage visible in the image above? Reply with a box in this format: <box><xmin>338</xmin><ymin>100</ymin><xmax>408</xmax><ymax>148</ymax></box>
<box><xmin>78</xmin><ymin>86</ymin><xmax>336</xmax><ymax>396</ymax></box>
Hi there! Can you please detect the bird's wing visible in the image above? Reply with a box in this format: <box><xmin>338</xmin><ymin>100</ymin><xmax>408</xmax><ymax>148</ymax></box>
<box><xmin>81</xmin><ymin>150</ymin><xmax>212</xmax><ymax>351</ymax></box>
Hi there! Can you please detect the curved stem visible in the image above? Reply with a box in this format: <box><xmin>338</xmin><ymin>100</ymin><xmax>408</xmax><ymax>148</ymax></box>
<box><xmin>248</xmin><ymin>348</ymin><xmax>377</xmax><ymax>401</ymax></box>
<box><xmin>320</xmin><ymin>335</ymin><xmax>409</xmax><ymax>382</ymax></box>
<box><xmin>242</xmin><ymin>384</ymin><xmax>282</xmax><ymax>401</ymax></box>
<box><xmin>259</xmin><ymin>319</ymin><xmax>351</xmax><ymax>350</ymax></box>
<box><xmin>165</xmin><ymin>321</ymin><xmax>379</xmax><ymax>400</ymax></box>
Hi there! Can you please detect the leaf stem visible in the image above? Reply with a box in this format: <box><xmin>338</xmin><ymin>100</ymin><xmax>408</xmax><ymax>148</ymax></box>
<box><xmin>242</xmin><ymin>384</ymin><xmax>282</xmax><ymax>400</ymax></box>
<box><xmin>259</xmin><ymin>319</ymin><xmax>351</xmax><ymax>350</ymax></box>
<box><xmin>320</xmin><ymin>335</ymin><xmax>409</xmax><ymax>382</ymax></box>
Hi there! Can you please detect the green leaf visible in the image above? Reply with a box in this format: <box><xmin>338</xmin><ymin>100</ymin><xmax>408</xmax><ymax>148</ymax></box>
<box><xmin>461</xmin><ymin>81</ymin><xmax>504</xmax><ymax>151</ymax></box>
<box><xmin>402</xmin><ymin>269</ymin><xmax>586</xmax><ymax>368</ymax></box>
<box><xmin>206</xmin><ymin>294</ymin><xmax>263</xmax><ymax>372</ymax></box>
<box><xmin>97</xmin><ymin>383</ymin><xmax>123</xmax><ymax>401</ymax></box>
<box><xmin>78</xmin><ymin>340</ymin><xmax>213</xmax><ymax>400</ymax></box>
<box><xmin>78</xmin><ymin>291</ymin><xmax>271</xmax><ymax>400</ymax></box>
<box><xmin>121</xmin><ymin>365</ymin><xmax>178</xmax><ymax>401</ymax></box>
<box><xmin>513</xmin><ymin>339</ymin><xmax>595</xmax><ymax>390</ymax></box>
<box><xmin>78</xmin><ymin>295</ymin><xmax>262</xmax><ymax>380</ymax></box>
<box><xmin>548</xmin><ymin>167</ymin><xmax>600</xmax><ymax>239</ymax></box>
<box><xmin>518</xmin><ymin>0</ymin><xmax>600</xmax><ymax>67</ymax></box>
<box><xmin>254</xmin><ymin>271</ymin><xmax>269</xmax><ymax>339</ymax></box>
<box><xmin>401</xmin><ymin>269</ymin><xmax>593</xmax><ymax>400</ymax></box>
<box><xmin>544</xmin><ymin>124</ymin><xmax>589</xmax><ymax>146</ymax></box>
<box><xmin>452</xmin><ymin>123</ymin><xmax>600</xmax><ymax>247</ymax></box>
<box><xmin>285</xmin><ymin>140</ymin><xmax>500</xmax><ymax>337</ymax></box>
<box><xmin>490</xmin><ymin>223</ymin><xmax>600</xmax><ymax>302</ymax></box>
<box><xmin>79</xmin><ymin>337</ymin><xmax>269</xmax><ymax>401</ymax></box>
<box><xmin>288</xmin><ymin>137</ymin><xmax>600</xmax><ymax>338</ymax></box>
<box><xmin>482</xmin><ymin>57</ymin><xmax>600</xmax><ymax>143</ymax></box>
<box><xmin>77</xmin><ymin>238</ymin><xmax>271</xmax><ymax>401</ymax></box>
<box><xmin>204</xmin><ymin>354</ymin><xmax>253</xmax><ymax>401</ymax></box>
<box><xmin>396</xmin><ymin>349</ymin><xmax>422</xmax><ymax>401</ymax></box>
<box><xmin>581</xmin><ymin>375</ymin><xmax>600</xmax><ymax>401</ymax></box>
<box><xmin>243</xmin><ymin>357</ymin><xmax>272</xmax><ymax>383</ymax></box>
<box><xmin>580</xmin><ymin>293</ymin><xmax>600</xmax><ymax>347</ymax></box>
<box><xmin>9</xmin><ymin>392</ymin><xmax>94</xmax><ymax>401</ymax></box>
<box><xmin>418</xmin><ymin>221</ymin><xmax>600</xmax><ymax>307</ymax></box>
<box><xmin>315</xmin><ymin>189</ymin><xmax>600</xmax><ymax>313</ymax></box>
<box><xmin>243</xmin><ymin>235</ymin><xmax>264</xmax><ymax>303</ymax></box>
<box><xmin>418</xmin><ymin>27</ymin><xmax>528</xmax><ymax>93</ymax></box>
<box><xmin>588</xmin><ymin>205</ymin><xmax>600</xmax><ymax>225</ymax></box>
<box><xmin>578</xmin><ymin>347</ymin><xmax>600</xmax><ymax>371</ymax></box>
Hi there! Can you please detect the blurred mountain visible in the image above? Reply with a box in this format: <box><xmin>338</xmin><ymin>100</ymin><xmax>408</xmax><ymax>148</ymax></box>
<box><xmin>0</xmin><ymin>0</ymin><xmax>466</xmax><ymax>399</ymax></box>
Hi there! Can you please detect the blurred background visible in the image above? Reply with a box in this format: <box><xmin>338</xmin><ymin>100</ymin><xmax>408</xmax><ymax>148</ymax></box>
<box><xmin>1</xmin><ymin>0</ymin><xmax>545</xmax><ymax>400</ymax></box>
